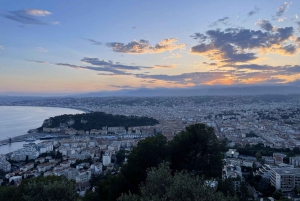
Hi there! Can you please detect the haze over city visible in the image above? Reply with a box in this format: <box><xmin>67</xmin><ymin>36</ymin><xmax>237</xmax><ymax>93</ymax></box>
<box><xmin>1</xmin><ymin>0</ymin><xmax>300</xmax><ymax>96</ymax></box>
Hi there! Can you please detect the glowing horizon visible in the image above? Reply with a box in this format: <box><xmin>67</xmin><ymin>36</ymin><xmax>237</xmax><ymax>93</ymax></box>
<box><xmin>1</xmin><ymin>0</ymin><xmax>300</xmax><ymax>94</ymax></box>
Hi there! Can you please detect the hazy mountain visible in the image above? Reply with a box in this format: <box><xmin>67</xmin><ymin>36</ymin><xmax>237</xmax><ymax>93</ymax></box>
<box><xmin>1</xmin><ymin>85</ymin><xmax>300</xmax><ymax>100</ymax></box>
<box><xmin>76</xmin><ymin>85</ymin><xmax>300</xmax><ymax>97</ymax></box>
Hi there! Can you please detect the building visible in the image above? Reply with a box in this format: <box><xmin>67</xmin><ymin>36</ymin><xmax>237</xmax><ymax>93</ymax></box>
<box><xmin>270</xmin><ymin>168</ymin><xmax>300</xmax><ymax>192</ymax></box>
<box><xmin>273</xmin><ymin>153</ymin><xmax>286</xmax><ymax>165</ymax></box>
<box><xmin>225</xmin><ymin>149</ymin><xmax>239</xmax><ymax>158</ymax></box>
<box><xmin>102</xmin><ymin>151</ymin><xmax>111</xmax><ymax>166</ymax></box>
<box><xmin>0</xmin><ymin>155</ymin><xmax>11</xmax><ymax>172</ymax></box>
<box><xmin>262</xmin><ymin>156</ymin><xmax>275</xmax><ymax>164</ymax></box>
<box><xmin>289</xmin><ymin>156</ymin><xmax>300</xmax><ymax>167</ymax></box>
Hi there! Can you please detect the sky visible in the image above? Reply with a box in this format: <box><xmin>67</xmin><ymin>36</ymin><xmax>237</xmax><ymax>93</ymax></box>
<box><xmin>1</xmin><ymin>0</ymin><xmax>300</xmax><ymax>95</ymax></box>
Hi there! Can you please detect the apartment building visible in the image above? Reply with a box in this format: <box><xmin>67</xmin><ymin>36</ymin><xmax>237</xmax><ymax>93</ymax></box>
<box><xmin>270</xmin><ymin>168</ymin><xmax>300</xmax><ymax>192</ymax></box>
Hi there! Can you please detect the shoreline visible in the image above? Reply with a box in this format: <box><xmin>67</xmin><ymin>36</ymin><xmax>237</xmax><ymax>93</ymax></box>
<box><xmin>0</xmin><ymin>105</ymin><xmax>88</xmax><ymax>145</ymax></box>
<box><xmin>0</xmin><ymin>105</ymin><xmax>91</xmax><ymax>113</ymax></box>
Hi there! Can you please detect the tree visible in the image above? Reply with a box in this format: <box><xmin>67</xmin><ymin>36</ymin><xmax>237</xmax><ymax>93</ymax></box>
<box><xmin>116</xmin><ymin>150</ymin><xmax>126</xmax><ymax>165</ymax></box>
<box><xmin>273</xmin><ymin>190</ymin><xmax>283</xmax><ymax>200</ymax></box>
<box><xmin>168</xmin><ymin>123</ymin><xmax>225</xmax><ymax>178</ymax></box>
<box><xmin>0</xmin><ymin>186</ymin><xmax>17</xmax><ymax>201</ymax></box>
<box><xmin>255</xmin><ymin>152</ymin><xmax>262</xmax><ymax>159</ymax></box>
<box><xmin>17</xmin><ymin>176</ymin><xmax>77</xmax><ymax>201</ymax></box>
<box><xmin>118</xmin><ymin>162</ymin><xmax>238</xmax><ymax>201</ymax></box>
<box><xmin>97</xmin><ymin>134</ymin><xmax>168</xmax><ymax>201</ymax></box>
<box><xmin>25</xmin><ymin>155</ymin><xmax>29</xmax><ymax>164</ymax></box>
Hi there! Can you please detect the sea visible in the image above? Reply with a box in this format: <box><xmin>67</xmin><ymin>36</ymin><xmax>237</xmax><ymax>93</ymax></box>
<box><xmin>0</xmin><ymin>106</ymin><xmax>83</xmax><ymax>154</ymax></box>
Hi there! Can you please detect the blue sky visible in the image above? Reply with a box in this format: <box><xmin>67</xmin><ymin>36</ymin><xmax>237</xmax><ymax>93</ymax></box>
<box><xmin>1</xmin><ymin>0</ymin><xmax>300</xmax><ymax>94</ymax></box>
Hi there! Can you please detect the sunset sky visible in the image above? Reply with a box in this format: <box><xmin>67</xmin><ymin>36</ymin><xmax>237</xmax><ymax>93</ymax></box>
<box><xmin>1</xmin><ymin>0</ymin><xmax>300</xmax><ymax>95</ymax></box>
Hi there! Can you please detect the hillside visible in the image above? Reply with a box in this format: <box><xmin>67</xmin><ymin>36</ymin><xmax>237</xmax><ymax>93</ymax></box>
<box><xmin>40</xmin><ymin>112</ymin><xmax>159</xmax><ymax>131</ymax></box>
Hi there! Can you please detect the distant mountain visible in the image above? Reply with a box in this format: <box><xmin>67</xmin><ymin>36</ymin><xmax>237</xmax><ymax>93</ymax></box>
<box><xmin>76</xmin><ymin>85</ymin><xmax>300</xmax><ymax>97</ymax></box>
<box><xmin>1</xmin><ymin>85</ymin><xmax>300</xmax><ymax>100</ymax></box>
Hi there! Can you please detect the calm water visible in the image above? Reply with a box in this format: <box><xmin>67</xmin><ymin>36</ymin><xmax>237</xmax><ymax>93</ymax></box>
<box><xmin>0</xmin><ymin>106</ymin><xmax>83</xmax><ymax>154</ymax></box>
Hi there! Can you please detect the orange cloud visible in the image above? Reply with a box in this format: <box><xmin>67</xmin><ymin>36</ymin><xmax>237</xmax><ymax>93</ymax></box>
<box><xmin>107</xmin><ymin>38</ymin><xmax>185</xmax><ymax>54</ymax></box>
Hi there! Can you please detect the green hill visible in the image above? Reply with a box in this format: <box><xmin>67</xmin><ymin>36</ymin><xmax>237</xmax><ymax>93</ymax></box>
<box><xmin>40</xmin><ymin>111</ymin><xmax>159</xmax><ymax>131</ymax></box>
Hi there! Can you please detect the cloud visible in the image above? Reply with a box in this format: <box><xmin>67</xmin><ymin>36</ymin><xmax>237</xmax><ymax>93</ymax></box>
<box><xmin>25</xmin><ymin>9</ymin><xmax>51</xmax><ymax>16</ymax></box>
<box><xmin>106</xmin><ymin>38</ymin><xmax>185</xmax><ymax>54</ymax></box>
<box><xmin>203</xmin><ymin>62</ymin><xmax>217</xmax><ymax>66</ymax></box>
<box><xmin>276</xmin><ymin>2</ymin><xmax>291</xmax><ymax>17</ymax></box>
<box><xmin>256</xmin><ymin>20</ymin><xmax>274</xmax><ymax>31</ymax></box>
<box><xmin>2</xmin><ymin>9</ymin><xmax>51</xmax><ymax>25</ymax></box>
<box><xmin>277</xmin><ymin>17</ymin><xmax>287</xmax><ymax>22</ymax></box>
<box><xmin>27</xmin><ymin>60</ymin><xmax>49</xmax><ymax>64</ymax></box>
<box><xmin>52</xmin><ymin>21</ymin><xmax>60</xmax><ymax>25</ymax></box>
<box><xmin>0</xmin><ymin>46</ymin><xmax>4</xmax><ymax>49</ymax></box>
<box><xmin>36</xmin><ymin>47</ymin><xmax>48</xmax><ymax>52</ymax></box>
<box><xmin>279</xmin><ymin>44</ymin><xmax>298</xmax><ymax>54</ymax></box>
<box><xmin>108</xmin><ymin>85</ymin><xmax>135</xmax><ymax>89</ymax></box>
<box><xmin>209</xmin><ymin>17</ymin><xmax>230</xmax><ymax>27</ymax></box>
<box><xmin>191</xmin><ymin>26</ymin><xmax>297</xmax><ymax>63</ymax></box>
<box><xmin>153</xmin><ymin>64</ymin><xmax>176</xmax><ymax>69</ymax></box>
<box><xmin>53</xmin><ymin>57</ymin><xmax>160</xmax><ymax>75</ymax></box>
<box><xmin>81</xmin><ymin>58</ymin><xmax>149</xmax><ymax>71</ymax></box>
<box><xmin>248</xmin><ymin>6</ymin><xmax>260</xmax><ymax>16</ymax></box>
<box><xmin>135</xmin><ymin>72</ymin><xmax>228</xmax><ymax>85</ymax></box>
<box><xmin>85</xmin><ymin>39</ymin><xmax>102</xmax><ymax>45</ymax></box>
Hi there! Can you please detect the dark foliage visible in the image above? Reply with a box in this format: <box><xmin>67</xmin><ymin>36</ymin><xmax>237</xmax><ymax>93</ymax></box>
<box><xmin>41</xmin><ymin>111</ymin><xmax>159</xmax><ymax>131</ymax></box>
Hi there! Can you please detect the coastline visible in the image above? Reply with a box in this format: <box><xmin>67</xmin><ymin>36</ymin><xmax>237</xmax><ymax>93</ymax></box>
<box><xmin>0</xmin><ymin>105</ymin><xmax>91</xmax><ymax>113</ymax></box>
<box><xmin>0</xmin><ymin>106</ymin><xmax>87</xmax><ymax>151</ymax></box>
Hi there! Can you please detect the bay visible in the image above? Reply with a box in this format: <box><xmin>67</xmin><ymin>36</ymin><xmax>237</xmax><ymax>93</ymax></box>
<box><xmin>0</xmin><ymin>106</ymin><xmax>83</xmax><ymax>154</ymax></box>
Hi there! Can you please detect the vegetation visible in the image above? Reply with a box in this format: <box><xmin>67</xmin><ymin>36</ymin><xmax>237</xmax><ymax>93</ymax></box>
<box><xmin>118</xmin><ymin>162</ymin><xmax>238</xmax><ymax>201</ymax></box>
<box><xmin>39</xmin><ymin>111</ymin><xmax>159</xmax><ymax>131</ymax></box>
<box><xmin>0</xmin><ymin>176</ymin><xmax>77</xmax><ymax>201</ymax></box>
<box><xmin>93</xmin><ymin>123</ymin><xmax>231</xmax><ymax>201</ymax></box>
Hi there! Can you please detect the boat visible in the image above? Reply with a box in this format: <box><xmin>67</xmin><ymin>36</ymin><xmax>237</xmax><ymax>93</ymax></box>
<box><xmin>25</xmin><ymin>136</ymin><xmax>36</xmax><ymax>142</ymax></box>
<box><xmin>23</xmin><ymin>142</ymin><xmax>36</xmax><ymax>147</ymax></box>
<box><xmin>40</xmin><ymin>134</ymin><xmax>54</xmax><ymax>140</ymax></box>
<box><xmin>2</xmin><ymin>141</ymin><xmax>8</xmax><ymax>145</ymax></box>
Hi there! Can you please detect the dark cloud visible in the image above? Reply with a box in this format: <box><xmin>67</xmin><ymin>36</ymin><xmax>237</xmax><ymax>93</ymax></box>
<box><xmin>209</xmin><ymin>17</ymin><xmax>230</xmax><ymax>27</ymax></box>
<box><xmin>2</xmin><ymin>9</ymin><xmax>51</xmax><ymax>25</ymax></box>
<box><xmin>55</xmin><ymin>62</ymin><xmax>130</xmax><ymax>75</ymax></box>
<box><xmin>257</xmin><ymin>20</ymin><xmax>273</xmax><ymax>31</ymax></box>
<box><xmin>203</xmin><ymin>62</ymin><xmax>217</xmax><ymax>66</ymax></box>
<box><xmin>191</xmin><ymin>26</ymin><xmax>296</xmax><ymax>63</ymax></box>
<box><xmin>135</xmin><ymin>72</ymin><xmax>227</xmax><ymax>85</ymax></box>
<box><xmin>228</xmin><ymin>64</ymin><xmax>300</xmax><ymax>74</ymax></box>
<box><xmin>229</xmin><ymin>64</ymin><xmax>276</xmax><ymax>71</ymax></box>
<box><xmin>248</xmin><ymin>6</ymin><xmax>260</xmax><ymax>16</ymax></box>
<box><xmin>280</xmin><ymin>44</ymin><xmax>297</xmax><ymax>54</ymax></box>
<box><xmin>276</xmin><ymin>2</ymin><xmax>290</xmax><ymax>17</ymax></box>
<box><xmin>283</xmin><ymin>65</ymin><xmax>300</xmax><ymax>73</ymax></box>
<box><xmin>106</xmin><ymin>38</ymin><xmax>185</xmax><ymax>54</ymax></box>
<box><xmin>86</xmin><ymin>39</ymin><xmax>102</xmax><ymax>45</ymax></box>
<box><xmin>81</xmin><ymin>58</ymin><xmax>149</xmax><ymax>71</ymax></box>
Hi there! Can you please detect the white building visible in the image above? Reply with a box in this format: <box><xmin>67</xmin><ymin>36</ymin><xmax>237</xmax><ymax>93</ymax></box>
<box><xmin>271</xmin><ymin>168</ymin><xmax>300</xmax><ymax>192</ymax></box>
<box><xmin>102</xmin><ymin>151</ymin><xmax>111</xmax><ymax>166</ymax></box>
<box><xmin>0</xmin><ymin>155</ymin><xmax>11</xmax><ymax>172</ymax></box>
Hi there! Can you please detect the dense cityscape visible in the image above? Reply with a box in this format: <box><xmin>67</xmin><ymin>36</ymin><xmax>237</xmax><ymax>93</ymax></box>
<box><xmin>0</xmin><ymin>95</ymin><xmax>300</xmax><ymax>200</ymax></box>
<box><xmin>2</xmin><ymin>0</ymin><xmax>300</xmax><ymax>200</ymax></box>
